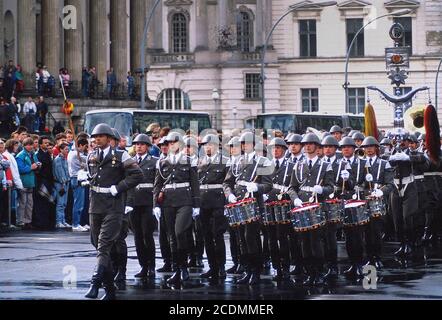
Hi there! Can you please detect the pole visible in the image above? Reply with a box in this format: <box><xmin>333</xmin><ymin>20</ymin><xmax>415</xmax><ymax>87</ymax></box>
<box><xmin>436</xmin><ymin>57</ymin><xmax>442</xmax><ymax>110</ymax></box>
<box><xmin>140</xmin><ymin>0</ymin><xmax>162</xmax><ymax>110</ymax></box>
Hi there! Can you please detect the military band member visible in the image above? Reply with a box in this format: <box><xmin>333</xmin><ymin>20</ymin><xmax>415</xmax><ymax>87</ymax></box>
<box><xmin>84</xmin><ymin>124</ymin><xmax>143</xmax><ymax>300</ymax></box>
<box><xmin>285</xmin><ymin>134</ymin><xmax>305</xmax><ymax>164</ymax></box>
<box><xmin>153</xmin><ymin>132</ymin><xmax>201</xmax><ymax>287</ymax></box>
<box><xmin>330</xmin><ymin>125</ymin><xmax>344</xmax><ymax>142</ymax></box>
<box><xmin>289</xmin><ymin>133</ymin><xmax>335</xmax><ymax>286</ymax></box>
<box><xmin>126</xmin><ymin>134</ymin><xmax>158</xmax><ymax>280</ymax></box>
<box><xmin>223</xmin><ymin>132</ymin><xmax>273</xmax><ymax>285</ymax></box>
<box><xmin>197</xmin><ymin>134</ymin><xmax>230</xmax><ymax>285</ymax></box>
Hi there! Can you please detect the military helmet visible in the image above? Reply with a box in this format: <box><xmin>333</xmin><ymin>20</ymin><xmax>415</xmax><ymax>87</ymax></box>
<box><xmin>406</xmin><ymin>134</ymin><xmax>418</xmax><ymax>143</ymax></box>
<box><xmin>339</xmin><ymin>136</ymin><xmax>357</xmax><ymax>148</ymax></box>
<box><xmin>166</xmin><ymin>131</ymin><xmax>184</xmax><ymax>144</ymax></box>
<box><xmin>301</xmin><ymin>133</ymin><xmax>321</xmax><ymax>145</ymax></box>
<box><xmin>184</xmin><ymin>136</ymin><xmax>198</xmax><ymax>148</ymax></box>
<box><xmin>227</xmin><ymin>136</ymin><xmax>240</xmax><ymax>147</ymax></box>
<box><xmin>348</xmin><ymin>130</ymin><xmax>358</xmax><ymax>138</ymax></box>
<box><xmin>284</xmin><ymin>133</ymin><xmax>293</xmax><ymax>142</ymax></box>
<box><xmin>133</xmin><ymin>134</ymin><xmax>152</xmax><ymax>145</ymax></box>
<box><xmin>352</xmin><ymin>132</ymin><xmax>366</xmax><ymax>141</ymax></box>
<box><xmin>268</xmin><ymin>137</ymin><xmax>288</xmax><ymax>149</ymax></box>
<box><xmin>360</xmin><ymin>136</ymin><xmax>380</xmax><ymax>148</ymax></box>
<box><xmin>380</xmin><ymin>138</ymin><xmax>393</xmax><ymax>146</ymax></box>
<box><xmin>201</xmin><ymin>134</ymin><xmax>220</xmax><ymax>146</ymax></box>
<box><xmin>111</xmin><ymin>128</ymin><xmax>121</xmax><ymax>141</ymax></box>
<box><xmin>321</xmin><ymin>135</ymin><xmax>339</xmax><ymax>147</ymax></box>
<box><xmin>239</xmin><ymin>131</ymin><xmax>255</xmax><ymax>144</ymax></box>
<box><xmin>91</xmin><ymin>123</ymin><xmax>114</xmax><ymax>138</ymax></box>
<box><xmin>286</xmin><ymin>133</ymin><xmax>303</xmax><ymax>144</ymax></box>
<box><xmin>330</xmin><ymin>125</ymin><xmax>343</xmax><ymax>134</ymax></box>
<box><xmin>158</xmin><ymin>136</ymin><xmax>168</xmax><ymax>146</ymax></box>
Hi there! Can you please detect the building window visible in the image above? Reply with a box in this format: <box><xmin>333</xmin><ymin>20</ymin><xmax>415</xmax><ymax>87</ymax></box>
<box><xmin>171</xmin><ymin>13</ymin><xmax>188</xmax><ymax>53</ymax></box>
<box><xmin>237</xmin><ymin>11</ymin><xmax>253</xmax><ymax>52</ymax></box>
<box><xmin>299</xmin><ymin>20</ymin><xmax>317</xmax><ymax>57</ymax></box>
<box><xmin>346</xmin><ymin>18</ymin><xmax>364</xmax><ymax>57</ymax></box>
<box><xmin>393</xmin><ymin>17</ymin><xmax>412</xmax><ymax>53</ymax></box>
<box><xmin>347</xmin><ymin>88</ymin><xmax>366</xmax><ymax>114</ymax></box>
<box><xmin>157</xmin><ymin>89</ymin><xmax>191</xmax><ymax>110</ymax></box>
<box><xmin>301</xmin><ymin>89</ymin><xmax>319</xmax><ymax>112</ymax></box>
<box><xmin>245</xmin><ymin>73</ymin><xmax>261</xmax><ymax>100</ymax></box>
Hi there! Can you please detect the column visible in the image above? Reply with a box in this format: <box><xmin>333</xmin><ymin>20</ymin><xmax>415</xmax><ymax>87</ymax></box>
<box><xmin>130</xmin><ymin>0</ymin><xmax>147</xmax><ymax>71</ymax></box>
<box><xmin>265</xmin><ymin>0</ymin><xmax>273</xmax><ymax>48</ymax></box>
<box><xmin>110</xmin><ymin>0</ymin><xmax>128</xmax><ymax>84</ymax></box>
<box><xmin>195</xmin><ymin>0</ymin><xmax>208</xmax><ymax>50</ymax></box>
<box><xmin>89</xmin><ymin>0</ymin><xmax>108</xmax><ymax>83</ymax></box>
<box><xmin>152</xmin><ymin>0</ymin><xmax>163</xmax><ymax>50</ymax></box>
<box><xmin>256</xmin><ymin>0</ymin><xmax>264</xmax><ymax>47</ymax></box>
<box><xmin>64</xmin><ymin>0</ymin><xmax>83</xmax><ymax>82</ymax></box>
<box><xmin>17</xmin><ymin>0</ymin><xmax>37</xmax><ymax>82</ymax></box>
<box><xmin>42</xmin><ymin>0</ymin><xmax>62</xmax><ymax>75</ymax></box>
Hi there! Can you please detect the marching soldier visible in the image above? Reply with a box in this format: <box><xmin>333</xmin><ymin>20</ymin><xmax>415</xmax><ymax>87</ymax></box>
<box><xmin>285</xmin><ymin>134</ymin><xmax>304</xmax><ymax>164</ymax></box>
<box><xmin>352</xmin><ymin>132</ymin><xmax>366</xmax><ymax>148</ymax></box>
<box><xmin>361</xmin><ymin>136</ymin><xmax>394</xmax><ymax>268</ymax></box>
<box><xmin>84</xmin><ymin>124</ymin><xmax>143</xmax><ymax>300</ymax></box>
<box><xmin>265</xmin><ymin>138</ymin><xmax>296</xmax><ymax>283</ymax></box>
<box><xmin>197</xmin><ymin>134</ymin><xmax>230</xmax><ymax>285</ymax></box>
<box><xmin>223</xmin><ymin>131</ymin><xmax>273</xmax><ymax>285</ymax></box>
<box><xmin>153</xmin><ymin>132</ymin><xmax>201</xmax><ymax>288</ymax></box>
<box><xmin>126</xmin><ymin>134</ymin><xmax>158</xmax><ymax>280</ymax></box>
<box><xmin>330</xmin><ymin>125</ymin><xmax>344</xmax><ymax>142</ymax></box>
<box><xmin>289</xmin><ymin>133</ymin><xmax>335</xmax><ymax>286</ymax></box>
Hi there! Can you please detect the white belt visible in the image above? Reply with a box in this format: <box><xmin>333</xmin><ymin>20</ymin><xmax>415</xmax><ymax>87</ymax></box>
<box><xmin>237</xmin><ymin>180</ymin><xmax>250</xmax><ymax>187</ymax></box>
<box><xmin>414</xmin><ymin>175</ymin><xmax>424</xmax><ymax>180</ymax></box>
<box><xmin>273</xmin><ymin>184</ymin><xmax>288</xmax><ymax>191</ymax></box>
<box><xmin>164</xmin><ymin>182</ymin><xmax>190</xmax><ymax>190</ymax></box>
<box><xmin>137</xmin><ymin>183</ymin><xmax>154</xmax><ymax>189</ymax></box>
<box><xmin>394</xmin><ymin>176</ymin><xmax>414</xmax><ymax>185</ymax></box>
<box><xmin>200</xmin><ymin>184</ymin><xmax>223</xmax><ymax>190</ymax></box>
<box><xmin>424</xmin><ymin>172</ymin><xmax>442</xmax><ymax>177</ymax></box>
<box><xmin>91</xmin><ymin>186</ymin><xmax>112</xmax><ymax>194</ymax></box>
<box><xmin>300</xmin><ymin>186</ymin><xmax>314</xmax><ymax>192</ymax></box>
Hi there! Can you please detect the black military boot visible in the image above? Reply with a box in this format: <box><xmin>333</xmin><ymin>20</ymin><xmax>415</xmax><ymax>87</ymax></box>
<box><xmin>403</xmin><ymin>242</ymin><xmax>413</xmax><ymax>256</ymax></box>
<box><xmin>166</xmin><ymin>269</ymin><xmax>182</xmax><ymax>286</ymax></box>
<box><xmin>134</xmin><ymin>266</ymin><xmax>148</xmax><ymax>278</ymax></box>
<box><xmin>200</xmin><ymin>269</ymin><xmax>217</xmax><ymax>279</ymax></box>
<box><xmin>147</xmin><ymin>265</ymin><xmax>156</xmax><ymax>279</ymax></box>
<box><xmin>181</xmin><ymin>266</ymin><xmax>190</xmax><ymax>282</ymax></box>
<box><xmin>226</xmin><ymin>264</ymin><xmax>238</xmax><ymax>274</ymax></box>
<box><xmin>196</xmin><ymin>257</ymin><xmax>204</xmax><ymax>268</ymax></box>
<box><xmin>302</xmin><ymin>266</ymin><xmax>316</xmax><ymax>286</ymax></box>
<box><xmin>422</xmin><ymin>227</ymin><xmax>433</xmax><ymax>244</ymax></box>
<box><xmin>157</xmin><ymin>263</ymin><xmax>172</xmax><ymax>273</ymax></box>
<box><xmin>290</xmin><ymin>264</ymin><xmax>304</xmax><ymax>276</ymax></box>
<box><xmin>373</xmin><ymin>256</ymin><xmax>384</xmax><ymax>269</ymax></box>
<box><xmin>219</xmin><ymin>265</ymin><xmax>227</xmax><ymax>279</ymax></box>
<box><xmin>101</xmin><ymin>269</ymin><xmax>117</xmax><ymax>300</ymax></box>
<box><xmin>394</xmin><ymin>242</ymin><xmax>406</xmax><ymax>256</ymax></box>
<box><xmin>236</xmin><ymin>266</ymin><xmax>252</xmax><ymax>285</ymax></box>
<box><xmin>323</xmin><ymin>264</ymin><xmax>339</xmax><ymax>280</ymax></box>
<box><xmin>85</xmin><ymin>265</ymin><xmax>105</xmax><ymax>299</ymax></box>
<box><xmin>343</xmin><ymin>264</ymin><xmax>363</xmax><ymax>279</ymax></box>
<box><xmin>272</xmin><ymin>268</ymin><xmax>283</xmax><ymax>282</ymax></box>
<box><xmin>235</xmin><ymin>264</ymin><xmax>246</xmax><ymax>274</ymax></box>
<box><xmin>114</xmin><ymin>267</ymin><xmax>126</xmax><ymax>290</ymax></box>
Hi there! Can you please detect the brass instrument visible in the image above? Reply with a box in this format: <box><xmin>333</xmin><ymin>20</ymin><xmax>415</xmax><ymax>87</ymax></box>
<box><xmin>404</xmin><ymin>105</ymin><xmax>426</xmax><ymax>135</ymax></box>
<box><xmin>355</xmin><ymin>148</ymin><xmax>366</xmax><ymax>158</ymax></box>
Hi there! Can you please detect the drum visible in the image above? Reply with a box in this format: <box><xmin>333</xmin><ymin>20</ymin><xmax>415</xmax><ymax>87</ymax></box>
<box><xmin>225</xmin><ymin>198</ymin><xmax>260</xmax><ymax>226</ymax></box>
<box><xmin>263</xmin><ymin>202</ymin><xmax>277</xmax><ymax>226</ymax></box>
<box><xmin>291</xmin><ymin>203</ymin><xmax>326</xmax><ymax>232</ymax></box>
<box><xmin>367</xmin><ymin>196</ymin><xmax>386</xmax><ymax>219</ymax></box>
<box><xmin>273</xmin><ymin>200</ymin><xmax>293</xmax><ymax>224</ymax></box>
<box><xmin>343</xmin><ymin>200</ymin><xmax>370</xmax><ymax>227</ymax></box>
<box><xmin>322</xmin><ymin>199</ymin><xmax>344</xmax><ymax>224</ymax></box>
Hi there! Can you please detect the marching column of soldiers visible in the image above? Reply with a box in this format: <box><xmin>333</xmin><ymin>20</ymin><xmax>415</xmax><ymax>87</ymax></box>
<box><xmin>82</xmin><ymin>123</ymin><xmax>442</xmax><ymax>299</ymax></box>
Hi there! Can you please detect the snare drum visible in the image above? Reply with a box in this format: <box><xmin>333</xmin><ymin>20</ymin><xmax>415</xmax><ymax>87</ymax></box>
<box><xmin>263</xmin><ymin>202</ymin><xmax>277</xmax><ymax>226</ymax></box>
<box><xmin>274</xmin><ymin>200</ymin><xmax>293</xmax><ymax>224</ymax></box>
<box><xmin>322</xmin><ymin>199</ymin><xmax>344</xmax><ymax>224</ymax></box>
<box><xmin>225</xmin><ymin>198</ymin><xmax>260</xmax><ymax>226</ymax></box>
<box><xmin>367</xmin><ymin>196</ymin><xmax>386</xmax><ymax>219</ymax></box>
<box><xmin>343</xmin><ymin>200</ymin><xmax>370</xmax><ymax>227</ymax></box>
<box><xmin>291</xmin><ymin>203</ymin><xmax>326</xmax><ymax>232</ymax></box>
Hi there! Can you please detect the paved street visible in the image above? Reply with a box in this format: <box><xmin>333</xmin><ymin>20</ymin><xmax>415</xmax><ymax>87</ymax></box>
<box><xmin>1</xmin><ymin>230</ymin><xmax>442</xmax><ymax>300</ymax></box>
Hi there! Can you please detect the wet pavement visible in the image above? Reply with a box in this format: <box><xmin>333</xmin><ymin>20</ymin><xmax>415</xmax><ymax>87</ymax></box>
<box><xmin>1</xmin><ymin>230</ymin><xmax>442</xmax><ymax>300</ymax></box>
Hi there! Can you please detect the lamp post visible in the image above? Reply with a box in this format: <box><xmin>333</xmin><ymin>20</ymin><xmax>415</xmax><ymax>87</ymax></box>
<box><xmin>343</xmin><ymin>8</ymin><xmax>412</xmax><ymax>112</ymax></box>
<box><xmin>260</xmin><ymin>1</ymin><xmax>337</xmax><ymax>114</ymax></box>
<box><xmin>435</xmin><ymin>57</ymin><xmax>442</xmax><ymax>110</ymax></box>
<box><xmin>140</xmin><ymin>0</ymin><xmax>162</xmax><ymax>110</ymax></box>
<box><xmin>212</xmin><ymin>88</ymin><xmax>221</xmax><ymax>130</ymax></box>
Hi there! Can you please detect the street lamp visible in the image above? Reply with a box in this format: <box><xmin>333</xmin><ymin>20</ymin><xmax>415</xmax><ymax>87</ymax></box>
<box><xmin>435</xmin><ymin>57</ymin><xmax>442</xmax><ymax>111</ymax></box>
<box><xmin>212</xmin><ymin>88</ymin><xmax>221</xmax><ymax>129</ymax></box>
<box><xmin>260</xmin><ymin>1</ymin><xmax>337</xmax><ymax>114</ymax></box>
<box><xmin>140</xmin><ymin>0</ymin><xmax>162</xmax><ymax>110</ymax></box>
<box><xmin>343</xmin><ymin>8</ymin><xmax>413</xmax><ymax>112</ymax></box>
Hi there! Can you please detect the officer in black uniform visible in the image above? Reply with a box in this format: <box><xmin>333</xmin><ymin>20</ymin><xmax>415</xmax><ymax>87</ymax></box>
<box><xmin>84</xmin><ymin>124</ymin><xmax>143</xmax><ymax>300</ymax></box>
<box><xmin>153</xmin><ymin>132</ymin><xmax>201</xmax><ymax>287</ymax></box>
<box><xmin>223</xmin><ymin>131</ymin><xmax>273</xmax><ymax>285</ymax></box>
<box><xmin>126</xmin><ymin>134</ymin><xmax>158</xmax><ymax>280</ymax></box>
<box><xmin>289</xmin><ymin>133</ymin><xmax>335</xmax><ymax>286</ymax></box>
<box><xmin>198</xmin><ymin>134</ymin><xmax>230</xmax><ymax>285</ymax></box>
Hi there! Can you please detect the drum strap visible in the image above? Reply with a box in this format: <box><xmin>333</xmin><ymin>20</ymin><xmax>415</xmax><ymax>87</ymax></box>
<box><xmin>282</xmin><ymin>160</ymin><xmax>290</xmax><ymax>185</ymax></box>
<box><xmin>335</xmin><ymin>161</ymin><xmax>343</xmax><ymax>184</ymax></box>
<box><xmin>316</xmin><ymin>161</ymin><xmax>325</xmax><ymax>185</ymax></box>
<box><xmin>250</xmin><ymin>156</ymin><xmax>261</xmax><ymax>182</ymax></box>
<box><xmin>376</xmin><ymin>160</ymin><xmax>382</xmax><ymax>182</ymax></box>
<box><xmin>356</xmin><ymin>158</ymin><xmax>361</xmax><ymax>184</ymax></box>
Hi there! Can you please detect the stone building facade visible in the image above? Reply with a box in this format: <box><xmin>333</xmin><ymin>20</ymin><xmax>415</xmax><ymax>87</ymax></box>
<box><xmin>1</xmin><ymin>0</ymin><xmax>441</xmax><ymax>130</ymax></box>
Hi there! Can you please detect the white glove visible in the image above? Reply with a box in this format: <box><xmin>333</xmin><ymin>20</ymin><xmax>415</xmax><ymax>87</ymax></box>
<box><xmin>192</xmin><ymin>208</ymin><xmax>200</xmax><ymax>219</ymax></box>
<box><xmin>153</xmin><ymin>207</ymin><xmax>161</xmax><ymax>221</ymax></box>
<box><xmin>313</xmin><ymin>185</ymin><xmax>323</xmax><ymax>195</ymax></box>
<box><xmin>371</xmin><ymin>189</ymin><xmax>383</xmax><ymax>198</ymax></box>
<box><xmin>77</xmin><ymin>169</ymin><xmax>89</xmax><ymax>182</ymax></box>
<box><xmin>365</xmin><ymin>174</ymin><xmax>374</xmax><ymax>182</ymax></box>
<box><xmin>340</xmin><ymin>170</ymin><xmax>350</xmax><ymax>181</ymax></box>
<box><xmin>398</xmin><ymin>153</ymin><xmax>410</xmax><ymax>161</ymax></box>
<box><xmin>246</xmin><ymin>183</ymin><xmax>258</xmax><ymax>193</ymax></box>
<box><xmin>124</xmin><ymin>206</ymin><xmax>134</xmax><ymax>215</ymax></box>
<box><xmin>110</xmin><ymin>185</ymin><xmax>118</xmax><ymax>197</ymax></box>
<box><xmin>294</xmin><ymin>198</ymin><xmax>303</xmax><ymax>208</ymax></box>
<box><xmin>263</xmin><ymin>194</ymin><xmax>269</xmax><ymax>202</ymax></box>
<box><xmin>228</xmin><ymin>194</ymin><xmax>237</xmax><ymax>204</ymax></box>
